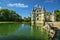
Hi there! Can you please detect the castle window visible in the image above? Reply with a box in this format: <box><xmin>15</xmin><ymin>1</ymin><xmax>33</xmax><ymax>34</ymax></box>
<box><xmin>37</xmin><ymin>18</ymin><xmax>39</xmax><ymax>20</ymax></box>
<box><xmin>40</xmin><ymin>13</ymin><xmax>41</xmax><ymax>15</ymax></box>
<box><xmin>37</xmin><ymin>11</ymin><xmax>38</xmax><ymax>12</ymax></box>
<box><xmin>37</xmin><ymin>14</ymin><xmax>38</xmax><ymax>16</ymax></box>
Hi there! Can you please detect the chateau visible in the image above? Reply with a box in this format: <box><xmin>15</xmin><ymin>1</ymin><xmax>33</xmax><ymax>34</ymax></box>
<box><xmin>31</xmin><ymin>5</ymin><xmax>56</xmax><ymax>25</ymax></box>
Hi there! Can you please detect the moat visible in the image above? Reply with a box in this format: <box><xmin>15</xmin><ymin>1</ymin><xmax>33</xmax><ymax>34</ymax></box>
<box><xmin>0</xmin><ymin>23</ymin><xmax>48</xmax><ymax>40</ymax></box>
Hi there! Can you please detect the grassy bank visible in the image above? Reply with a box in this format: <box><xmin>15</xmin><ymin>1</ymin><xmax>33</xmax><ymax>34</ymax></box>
<box><xmin>0</xmin><ymin>22</ymin><xmax>20</xmax><ymax>23</ymax></box>
<box><xmin>0</xmin><ymin>22</ymin><xmax>31</xmax><ymax>24</ymax></box>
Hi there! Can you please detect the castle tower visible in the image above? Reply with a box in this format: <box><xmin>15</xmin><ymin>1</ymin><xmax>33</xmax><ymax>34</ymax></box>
<box><xmin>31</xmin><ymin>8</ymin><xmax>35</xmax><ymax>24</ymax></box>
<box><xmin>50</xmin><ymin>11</ymin><xmax>56</xmax><ymax>22</ymax></box>
<box><xmin>41</xmin><ymin>6</ymin><xmax>45</xmax><ymax>25</ymax></box>
<box><xmin>31</xmin><ymin>5</ymin><xmax>45</xmax><ymax>26</ymax></box>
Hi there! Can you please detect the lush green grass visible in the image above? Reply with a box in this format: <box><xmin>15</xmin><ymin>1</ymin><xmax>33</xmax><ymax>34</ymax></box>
<box><xmin>0</xmin><ymin>21</ymin><xmax>31</xmax><ymax>23</ymax></box>
<box><xmin>0</xmin><ymin>22</ymin><xmax>20</xmax><ymax>23</ymax></box>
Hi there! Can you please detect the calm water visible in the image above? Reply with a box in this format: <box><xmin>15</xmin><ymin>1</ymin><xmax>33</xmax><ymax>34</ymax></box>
<box><xmin>0</xmin><ymin>23</ymin><xmax>48</xmax><ymax>40</ymax></box>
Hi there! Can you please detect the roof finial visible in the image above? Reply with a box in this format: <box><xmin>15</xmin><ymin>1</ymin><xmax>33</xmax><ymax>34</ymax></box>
<box><xmin>32</xmin><ymin>8</ymin><xmax>34</xmax><ymax>11</ymax></box>
<box><xmin>52</xmin><ymin>11</ymin><xmax>55</xmax><ymax>14</ymax></box>
<box><xmin>42</xmin><ymin>6</ymin><xmax>45</xmax><ymax>11</ymax></box>
<box><xmin>36</xmin><ymin>4</ymin><xmax>39</xmax><ymax>9</ymax></box>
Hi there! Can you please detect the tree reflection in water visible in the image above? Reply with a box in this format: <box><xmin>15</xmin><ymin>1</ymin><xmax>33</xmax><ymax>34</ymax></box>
<box><xmin>0</xmin><ymin>23</ymin><xmax>48</xmax><ymax>40</ymax></box>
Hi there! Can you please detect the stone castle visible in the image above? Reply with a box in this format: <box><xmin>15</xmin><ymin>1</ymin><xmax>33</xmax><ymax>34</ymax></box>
<box><xmin>31</xmin><ymin>5</ymin><xmax>56</xmax><ymax>24</ymax></box>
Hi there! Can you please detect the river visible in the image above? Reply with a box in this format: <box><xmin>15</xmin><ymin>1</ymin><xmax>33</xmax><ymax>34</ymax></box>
<box><xmin>0</xmin><ymin>23</ymin><xmax>48</xmax><ymax>40</ymax></box>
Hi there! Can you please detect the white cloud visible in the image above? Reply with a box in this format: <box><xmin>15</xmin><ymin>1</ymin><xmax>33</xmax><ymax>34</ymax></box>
<box><xmin>44</xmin><ymin>0</ymin><xmax>54</xmax><ymax>3</ymax></box>
<box><xmin>7</xmin><ymin>3</ymin><xmax>28</xmax><ymax>8</ymax></box>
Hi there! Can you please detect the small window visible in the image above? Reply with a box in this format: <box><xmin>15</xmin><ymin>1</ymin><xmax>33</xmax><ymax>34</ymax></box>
<box><xmin>37</xmin><ymin>11</ymin><xmax>38</xmax><ymax>12</ymax></box>
<box><xmin>37</xmin><ymin>14</ymin><xmax>38</xmax><ymax>16</ymax></box>
<box><xmin>37</xmin><ymin>18</ymin><xmax>39</xmax><ymax>20</ymax></box>
<box><xmin>40</xmin><ymin>13</ymin><xmax>41</xmax><ymax>15</ymax></box>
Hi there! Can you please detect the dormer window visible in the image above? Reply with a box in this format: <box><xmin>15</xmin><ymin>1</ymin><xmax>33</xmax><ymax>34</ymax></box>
<box><xmin>37</xmin><ymin>11</ymin><xmax>38</xmax><ymax>12</ymax></box>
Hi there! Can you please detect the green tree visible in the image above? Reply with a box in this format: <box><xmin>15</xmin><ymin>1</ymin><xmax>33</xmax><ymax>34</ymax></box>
<box><xmin>54</xmin><ymin>10</ymin><xmax>60</xmax><ymax>21</ymax></box>
<box><xmin>0</xmin><ymin>9</ymin><xmax>22</xmax><ymax>22</ymax></box>
<box><xmin>24</xmin><ymin>17</ymin><xmax>31</xmax><ymax>22</ymax></box>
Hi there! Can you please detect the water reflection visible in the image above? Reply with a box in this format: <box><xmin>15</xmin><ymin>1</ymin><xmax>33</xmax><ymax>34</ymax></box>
<box><xmin>0</xmin><ymin>23</ymin><xmax>19</xmax><ymax>35</ymax></box>
<box><xmin>0</xmin><ymin>23</ymin><xmax>48</xmax><ymax>40</ymax></box>
<box><xmin>31</xmin><ymin>24</ymin><xmax>48</xmax><ymax>40</ymax></box>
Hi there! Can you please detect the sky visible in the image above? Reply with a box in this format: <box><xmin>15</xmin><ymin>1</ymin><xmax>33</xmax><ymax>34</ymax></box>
<box><xmin>0</xmin><ymin>0</ymin><xmax>60</xmax><ymax>18</ymax></box>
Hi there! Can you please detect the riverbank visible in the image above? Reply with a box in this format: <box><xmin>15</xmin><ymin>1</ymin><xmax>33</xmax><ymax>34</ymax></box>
<box><xmin>0</xmin><ymin>21</ymin><xmax>31</xmax><ymax>24</ymax></box>
<box><xmin>0</xmin><ymin>22</ymin><xmax>20</xmax><ymax>23</ymax></box>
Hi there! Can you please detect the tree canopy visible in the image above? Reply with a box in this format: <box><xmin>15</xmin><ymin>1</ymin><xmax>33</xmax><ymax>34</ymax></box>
<box><xmin>0</xmin><ymin>9</ymin><xmax>22</xmax><ymax>22</ymax></box>
<box><xmin>54</xmin><ymin>10</ymin><xmax>60</xmax><ymax>21</ymax></box>
<box><xmin>23</xmin><ymin>17</ymin><xmax>31</xmax><ymax>22</ymax></box>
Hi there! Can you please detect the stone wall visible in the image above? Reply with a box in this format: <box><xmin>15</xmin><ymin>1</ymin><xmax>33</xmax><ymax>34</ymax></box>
<box><xmin>48</xmin><ymin>22</ymin><xmax>60</xmax><ymax>29</ymax></box>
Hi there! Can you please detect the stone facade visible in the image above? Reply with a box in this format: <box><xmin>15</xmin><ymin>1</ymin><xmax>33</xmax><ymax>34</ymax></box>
<box><xmin>31</xmin><ymin>5</ymin><xmax>56</xmax><ymax>24</ymax></box>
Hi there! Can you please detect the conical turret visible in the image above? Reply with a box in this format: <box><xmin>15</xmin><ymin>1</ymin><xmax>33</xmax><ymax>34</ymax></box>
<box><xmin>52</xmin><ymin>11</ymin><xmax>55</xmax><ymax>15</ymax></box>
<box><xmin>42</xmin><ymin>6</ymin><xmax>45</xmax><ymax>11</ymax></box>
<box><xmin>32</xmin><ymin>8</ymin><xmax>35</xmax><ymax>12</ymax></box>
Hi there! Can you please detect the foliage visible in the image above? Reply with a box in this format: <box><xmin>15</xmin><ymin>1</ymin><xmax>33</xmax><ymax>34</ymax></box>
<box><xmin>0</xmin><ymin>9</ymin><xmax>22</xmax><ymax>22</ymax></box>
<box><xmin>54</xmin><ymin>10</ymin><xmax>60</xmax><ymax>21</ymax></box>
<box><xmin>23</xmin><ymin>17</ymin><xmax>31</xmax><ymax>22</ymax></box>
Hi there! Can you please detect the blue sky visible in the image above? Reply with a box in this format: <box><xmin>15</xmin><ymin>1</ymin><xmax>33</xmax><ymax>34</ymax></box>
<box><xmin>0</xmin><ymin>0</ymin><xmax>60</xmax><ymax>18</ymax></box>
